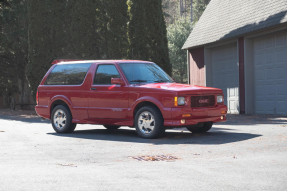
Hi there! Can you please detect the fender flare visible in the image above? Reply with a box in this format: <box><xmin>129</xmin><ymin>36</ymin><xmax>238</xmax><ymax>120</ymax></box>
<box><xmin>49</xmin><ymin>95</ymin><xmax>74</xmax><ymax>116</ymax></box>
<box><xmin>131</xmin><ymin>96</ymin><xmax>165</xmax><ymax>117</ymax></box>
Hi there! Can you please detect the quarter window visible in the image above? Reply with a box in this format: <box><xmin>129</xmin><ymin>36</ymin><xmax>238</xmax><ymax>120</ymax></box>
<box><xmin>45</xmin><ymin>63</ymin><xmax>91</xmax><ymax>85</ymax></box>
<box><xmin>93</xmin><ymin>65</ymin><xmax>121</xmax><ymax>84</ymax></box>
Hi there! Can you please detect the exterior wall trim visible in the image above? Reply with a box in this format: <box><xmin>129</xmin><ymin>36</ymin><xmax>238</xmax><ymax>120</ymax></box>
<box><xmin>244</xmin><ymin>37</ymin><xmax>254</xmax><ymax>114</ymax></box>
<box><xmin>204</xmin><ymin>39</ymin><xmax>238</xmax><ymax>49</ymax></box>
<box><xmin>238</xmin><ymin>37</ymin><xmax>245</xmax><ymax>114</ymax></box>
<box><xmin>187</xmin><ymin>50</ymin><xmax>190</xmax><ymax>84</ymax></box>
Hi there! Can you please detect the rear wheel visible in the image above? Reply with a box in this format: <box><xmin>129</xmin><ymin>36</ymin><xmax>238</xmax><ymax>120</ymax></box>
<box><xmin>103</xmin><ymin>125</ymin><xmax>121</xmax><ymax>130</ymax></box>
<box><xmin>135</xmin><ymin>106</ymin><xmax>165</xmax><ymax>139</ymax></box>
<box><xmin>186</xmin><ymin>122</ymin><xmax>213</xmax><ymax>133</ymax></box>
<box><xmin>51</xmin><ymin>105</ymin><xmax>76</xmax><ymax>133</ymax></box>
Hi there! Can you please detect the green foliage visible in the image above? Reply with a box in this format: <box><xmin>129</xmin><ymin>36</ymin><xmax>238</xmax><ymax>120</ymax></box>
<box><xmin>128</xmin><ymin>0</ymin><xmax>171</xmax><ymax>75</ymax></box>
<box><xmin>2</xmin><ymin>0</ymin><xmax>205</xmax><ymax>105</ymax></box>
<box><xmin>162</xmin><ymin>0</ymin><xmax>193</xmax><ymax>25</ymax></box>
<box><xmin>167</xmin><ymin>19</ymin><xmax>192</xmax><ymax>83</ymax></box>
<box><xmin>101</xmin><ymin>0</ymin><xmax>129</xmax><ymax>59</ymax></box>
<box><xmin>162</xmin><ymin>0</ymin><xmax>210</xmax><ymax>25</ymax></box>
<box><xmin>26</xmin><ymin>0</ymin><xmax>53</xmax><ymax>96</ymax></box>
<box><xmin>27</xmin><ymin>0</ymin><xmax>129</xmax><ymax>95</ymax></box>
<box><xmin>192</xmin><ymin>0</ymin><xmax>210</xmax><ymax>23</ymax></box>
<box><xmin>0</xmin><ymin>0</ymin><xmax>28</xmax><ymax>107</ymax></box>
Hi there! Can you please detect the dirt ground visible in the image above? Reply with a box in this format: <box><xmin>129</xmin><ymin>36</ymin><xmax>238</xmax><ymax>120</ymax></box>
<box><xmin>0</xmin><ymin>108</ymin><xmax>37</xmax><ymax>116</ymax></box>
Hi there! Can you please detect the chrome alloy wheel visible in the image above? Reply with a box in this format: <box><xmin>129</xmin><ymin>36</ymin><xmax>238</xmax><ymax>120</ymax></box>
<box><xmin>53</xmin><ymin>109</ymin><xmax>67</xmax><ymax>130</ymax></box>
<box><xmin>138</xmin><ymin>111</ymin><xmax>155</xmax><ymax>135</ymax></box>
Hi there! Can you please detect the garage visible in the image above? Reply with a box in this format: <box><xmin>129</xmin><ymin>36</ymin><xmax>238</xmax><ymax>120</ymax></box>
<box><xmin>211</xmin><ymin>43</ymin><xmax>239</xmax><ymax>114</ymax></box>
<box><xmin>183</xmin><ymin>0</ymin><xmax>287</xmax><ymax>115</ymax></box>
<box><xmin>253</xmin><ymin>31</ymin><xmax>287</xmax><ymax>114</ymax></box>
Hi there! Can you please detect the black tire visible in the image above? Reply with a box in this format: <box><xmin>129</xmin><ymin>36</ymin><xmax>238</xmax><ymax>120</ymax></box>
<box><xmin>186</xmin><ymin>122</ymin><xmax>213</xmax><ymax>133</ymax></box>
<box><xmin>103</xmin><ymin>125</ymin><xmax>121</xmax><ymax>130</ymax></box>
<box><xmin>51</xmin><ymin>105</ymin><xmax>76</xmax><ymax>133</ymax></box>
<box><xmin>135</xmin><ymin>106</ymin><xmax>165</xmax><ymax>139</ymax></box>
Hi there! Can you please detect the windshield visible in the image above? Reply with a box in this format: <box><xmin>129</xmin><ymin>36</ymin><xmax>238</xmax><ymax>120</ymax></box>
<box><xmin>119</xmin><ymin>63</ymin><xmax>174</xmax><ymax>84</ymax></box>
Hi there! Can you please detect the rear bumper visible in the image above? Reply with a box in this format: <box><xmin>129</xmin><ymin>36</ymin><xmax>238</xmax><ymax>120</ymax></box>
<box><xmin>164</xmin><ymin>105</ymin><xmax>227</xmax><ymax>127</ymax></box>
<box><xmin>35</xmin><ymin>105</ymin><xmax>50</xmax><ymax>119</ymax></box>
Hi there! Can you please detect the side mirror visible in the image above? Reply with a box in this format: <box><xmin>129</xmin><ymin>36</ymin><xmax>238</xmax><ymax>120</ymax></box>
<box><xmin>111</xmin><ymin>78</ymin><xmax>125</xmax><ymax>86</ymax></box>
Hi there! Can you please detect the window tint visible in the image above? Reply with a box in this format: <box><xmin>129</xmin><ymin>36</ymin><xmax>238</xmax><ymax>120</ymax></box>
<box><xmin>119</xmin><ymin>63</ymin><xmax>173</xmax><ymax>84</ymax></box>
<box><xmin>94</xmin><ymin>65</ymin><xmax>120</xmax><ymax>84</ymax></box>
<box><xmin>45</xmin><ymin>63</ymin><xmax>91</xmax><ymax>85</ymax></box>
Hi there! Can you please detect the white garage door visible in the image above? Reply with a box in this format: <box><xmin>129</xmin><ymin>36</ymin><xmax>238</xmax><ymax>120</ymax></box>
<box><xmin>212</xmin><ymin>43</ymin><xmax>239</xmax><ymax>114</ymax></box>
<box><xmin>254</xmin><ymin>31</ymin><xmax>287</xmax><ymax>114</ymax></box>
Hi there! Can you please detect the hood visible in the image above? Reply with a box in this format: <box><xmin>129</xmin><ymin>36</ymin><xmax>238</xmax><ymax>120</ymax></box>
<box><xmin>139</xmin><ymin>83</ymin><xmax>223</xmax><ymax>95</ymax></box>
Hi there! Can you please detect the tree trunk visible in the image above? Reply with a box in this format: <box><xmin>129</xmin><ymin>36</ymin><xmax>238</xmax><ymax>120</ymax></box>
<box><xmin>18</xmin><ymin>78</ymin><xmax>31</xmax><ymax>110</ymax></box>
<box><xmin>2</xmin><ymin>90</ymin><xmax>9</xmax><ymax>108</ymax></box>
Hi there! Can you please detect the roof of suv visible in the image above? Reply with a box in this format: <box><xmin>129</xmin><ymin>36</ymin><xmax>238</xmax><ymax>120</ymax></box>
<box><xmin>52</xmin><ymin>60</ymin><xmax>154</xmax><ymax>65</ymax></box>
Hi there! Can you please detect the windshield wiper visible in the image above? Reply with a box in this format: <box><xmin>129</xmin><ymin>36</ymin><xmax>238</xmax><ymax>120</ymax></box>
<box><xmin>154</xmin><ymin>80</ymin><xmax>169</xmax><ymax>83</ymax></box>
<box><xmin>130</xmin><ymin>79</ymin><xmax>147</xmax><ymax>83</ymax></box>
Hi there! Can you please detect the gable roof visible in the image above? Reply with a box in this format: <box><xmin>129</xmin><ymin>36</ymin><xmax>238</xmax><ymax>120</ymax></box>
<box><xmin>183</xmin><ymin>0</ymin><xmax>287</xmax><ymax>49</ymax></box>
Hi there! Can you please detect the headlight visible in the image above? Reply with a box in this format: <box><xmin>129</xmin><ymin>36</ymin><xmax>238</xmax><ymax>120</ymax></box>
<box><xmin>217</xmin><ymin>95</ymin><xmax>223</xmax><ymax>103</ymax></box>
<box><xmin>178</xmin><ymin>97</ymin><xmax>185</xmax><ymax>105</ymax></box>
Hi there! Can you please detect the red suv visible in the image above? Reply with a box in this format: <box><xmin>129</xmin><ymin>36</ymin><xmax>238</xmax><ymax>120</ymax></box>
<box><xmin>35</xmin><ymin>60</ymin><xmax>227</xmax><ymax>138</ymax></box>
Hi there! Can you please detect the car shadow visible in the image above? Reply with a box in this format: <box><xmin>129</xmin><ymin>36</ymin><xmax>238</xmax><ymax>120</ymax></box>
<box><xmin>2</xmin><ymin>114</ymin><xmax>286</xmax><ymax>126</ymax></box>
<box><xmin>47</xmin><ymin>127</ymin><xmax>261</xmax><ymax>145</ymax></box>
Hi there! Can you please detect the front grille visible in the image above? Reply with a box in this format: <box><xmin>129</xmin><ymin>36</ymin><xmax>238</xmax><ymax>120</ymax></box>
<box><xmin>190</xmin><ymin>95</ymin><xmax>215</xmax><ymax>108</ymax></box>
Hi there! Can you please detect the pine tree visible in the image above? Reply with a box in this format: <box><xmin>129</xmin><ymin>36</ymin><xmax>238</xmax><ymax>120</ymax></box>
<box><xmin>0</xmin><ymin>0</ymin><xmax>29</xmax><ymax>107</ymax></box>
<box><xmin>27</xmin><ymin>0</ymin><xmax>130</xmax><ymax>95</ymax></box>
<box><xmin>101</xmin><ymin>0</ymin><xmax>129</xmax><ymax>59</ymax></box>
<box><xmin>26</xmin><ymin>0</ymin><xmax>53</xmax><ymax>96</ymax></box>
<box><xmin>128</xmin><ymin>0</ymin><xmax>171</xmax><ymax>75</ymax></box>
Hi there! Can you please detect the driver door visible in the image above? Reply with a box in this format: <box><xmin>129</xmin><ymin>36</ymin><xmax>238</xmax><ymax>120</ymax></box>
<box><xmin>88</xmin><ymin>64</ymin><xmax>129</xmax><ymax>120</ymax></box>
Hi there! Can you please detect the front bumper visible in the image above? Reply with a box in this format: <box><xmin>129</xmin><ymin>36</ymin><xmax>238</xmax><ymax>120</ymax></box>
<box><xmin>164</xmin><ymin>105</ymin><xmax>227</xmax><ymax>127</ymax></box>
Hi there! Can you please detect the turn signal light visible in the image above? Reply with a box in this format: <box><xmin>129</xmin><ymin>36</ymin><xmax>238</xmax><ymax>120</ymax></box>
<box><xmin>221</xmin><ymin>111</ymin><xmax>227</xmax><ymax>114</ymax></box>
<box><xmin>174</xmin><ymin>97</ymin><xmax>178</xmax><ymax>106</ymax></box>
<box><xmin>182</xmin><ymin>114</ymin><xmax>191</xmax><ymax>118</ymax></box>
<box><xmin>36</xmin><ymin>91</ymin><xmax>39</xmax><ymax>105</ymax></box>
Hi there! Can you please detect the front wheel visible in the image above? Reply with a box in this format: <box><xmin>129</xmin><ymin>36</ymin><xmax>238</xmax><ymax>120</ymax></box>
<box><xmin>51</xmin><ymin>105</ymin><xmax>76</xmax><ymax>133</ymax></box>
<box><xmin>135</xmin><ymin>106</ymin><xmax>165</xmax><ymax>139</ymax></box>
<box><xmin>186</xmin><ymin>122</ymin><xmax>213</xmax><ymax>133</ymax></box>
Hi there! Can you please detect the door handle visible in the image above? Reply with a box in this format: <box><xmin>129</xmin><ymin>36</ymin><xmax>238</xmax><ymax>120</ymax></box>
<box><xmin>90</xmin><ymin>87</ymin><xmax>97</xmax><ymax>90</ymax></box>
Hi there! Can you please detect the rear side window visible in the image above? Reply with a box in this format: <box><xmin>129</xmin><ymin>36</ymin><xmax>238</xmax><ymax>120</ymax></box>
<box><xmin>94</xmin><ymin>64</ymin><xmax>120</xmax><ymax>84</ymax></box>
<box><xmin>45</xmin><ymin>63</ymin><xmax>91</xmax><ymax>85</ymax></box>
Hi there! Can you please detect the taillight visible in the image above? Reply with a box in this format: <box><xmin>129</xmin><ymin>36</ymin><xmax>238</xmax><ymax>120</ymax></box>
<box><xmin>36</xmin><ymin>91</ymin><xmax>39</xmax><ymax>105</ymax></box>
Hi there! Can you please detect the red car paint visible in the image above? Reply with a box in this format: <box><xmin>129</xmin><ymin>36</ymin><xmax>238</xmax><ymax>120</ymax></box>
<box><xmin>35</xmin><ymin>60</ymin><xmax>227</xmax><ymax>128</ymax></box>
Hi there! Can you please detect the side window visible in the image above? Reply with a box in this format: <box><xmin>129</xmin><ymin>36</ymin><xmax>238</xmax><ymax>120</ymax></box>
<box><xmin>93</xmin><ymin>64</ymin><xmax>121</xmax><ymax>85</ymax></box>
<box><xmin>45</xmin><ymin>63</ymin><xmax>91</xmax><ymax>85</ymax></box>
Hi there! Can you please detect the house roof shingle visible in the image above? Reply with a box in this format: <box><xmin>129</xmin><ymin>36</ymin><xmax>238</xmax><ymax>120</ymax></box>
<box><xmin>182</xmin><ymin>0</ymin><xmax>287</xmax><ymax>49</ymax></box>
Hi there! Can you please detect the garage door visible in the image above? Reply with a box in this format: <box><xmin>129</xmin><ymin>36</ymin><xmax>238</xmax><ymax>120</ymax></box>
<box><xmin>211</xmin><ymin>43</ymin><xmax>239</xmax><ymax>114</ymax></box>
<box><xmin>254</xmin><ymin>31</ymin><xmax>287</xmax><ymax>114</ymax></box>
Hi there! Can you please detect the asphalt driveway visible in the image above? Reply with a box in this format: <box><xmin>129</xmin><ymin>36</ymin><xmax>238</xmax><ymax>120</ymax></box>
<box><xmin>0</xmin><ymin>114</ymin><xmax>286</xmax><ymax>191</ymax></box>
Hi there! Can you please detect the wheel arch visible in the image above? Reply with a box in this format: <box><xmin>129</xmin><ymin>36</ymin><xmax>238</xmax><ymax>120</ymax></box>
<box><xmin>133</xmin><ymin>100</ymin><xmax>164</xmax><ymax>123</ymax></box>
<box><xmin>49</xmin><ymin>97</ymin><xmax>73</xmax><ymax>119</ymax></box>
